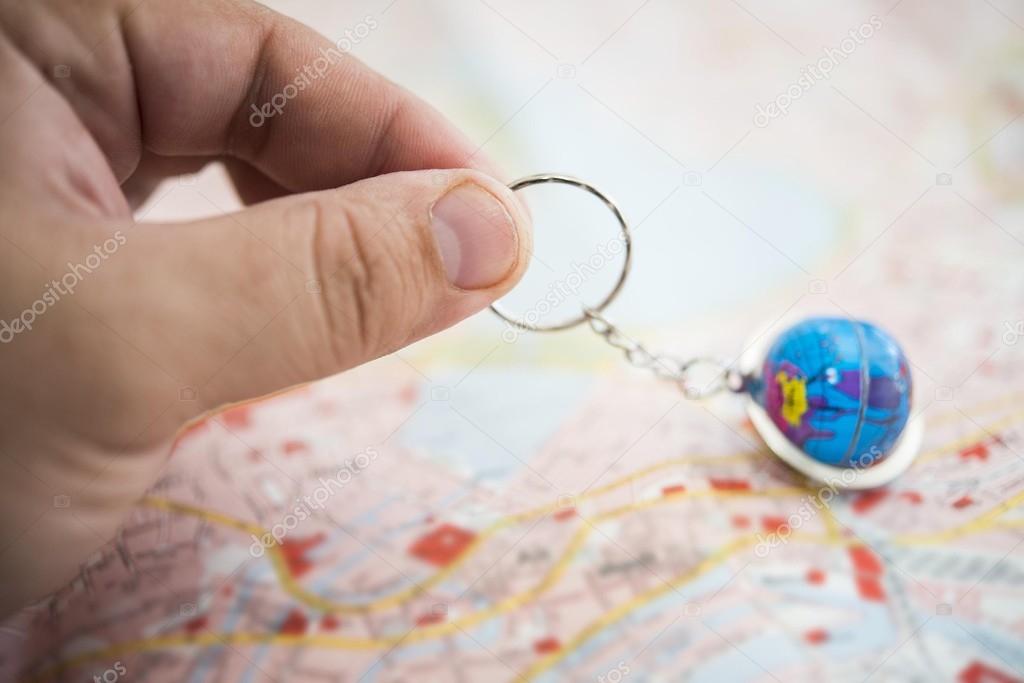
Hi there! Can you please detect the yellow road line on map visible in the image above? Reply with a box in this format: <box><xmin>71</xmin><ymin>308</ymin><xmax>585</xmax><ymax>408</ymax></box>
<box><xmin>36</xmin><ymin>398</ymin><xmax>1024</xmax><ymax>681</ymax></box>
<box><xmin>521</xmin><ymin>497</ymin><xmax>1024</xmax><ymax>681</ymax></box>
<box><xmin>925</xmin><ymin>391</ymin><xmax>1024</xmax><ymax>427</ymax></box>
<box><xmin>502</xmin><ymin>452</ymin><xmax>765</xmax><ymax>524</ymax></box>
<box><xmin>994</xmin><ymin>519</ymin><xmax>1024</xmax><ymax>528</ymax></box>
<box><xmin>36</xmin><ymin>486</ymin><xmax>807</xmax><ymax>681</ymax></box>
<box><xmin>893</xmin><ymin>489</ymin><xmax>1024</xmax><ymax>544</ymax></box>
<box><xmin>33</xmin><ymin>486</ymin><xmax>1023</xmax><ymax>682</ymax></box>
<box><xmin>516</xmin><ymin>532</ymin><xmax>861</xmax><ymax>682</ymax></box>
<box><xmin>141</xmin><ymin>398</ymin><xmax>1024</xmax><ymax>623</ymax></box>
<box><xmin>25</xmin><ymin>525</ymin><xmax>825</xmax><ymax>683</ymax></box>
<box><xmin>914</xmin><ymin>407</ymin><xmax>1024</xmax><ymax>465</ymax></box>
<box><xmin>143</xmin><ymin>497</ymin><xmax>521</xmax><ymax>615</ymax></box>
<box><xmin>142</xmin><ymin>480</ymin><xmax>804</xmax><ymax>622</ymax></box>
<box><xmin>142</xmin><ymin>452</ymin><xmax>764</xmax><ymax>615</ymax></box>
<box><xmin>144</xmin><ymin>498</ymin><xmax>264</xmax><ymax>535</ymax></box>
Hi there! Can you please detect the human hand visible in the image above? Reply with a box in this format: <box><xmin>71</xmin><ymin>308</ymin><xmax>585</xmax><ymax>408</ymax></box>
<box><xmin>0</xmin><ymin>0</ymin><xmax>531</xmax><ymax>615</ymax></box>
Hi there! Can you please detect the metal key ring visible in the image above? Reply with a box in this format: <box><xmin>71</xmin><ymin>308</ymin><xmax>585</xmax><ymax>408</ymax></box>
<box><xmin>489</xmin><ymin>174</ymin><xmax>633</xmax><ymax>332</ymax></box>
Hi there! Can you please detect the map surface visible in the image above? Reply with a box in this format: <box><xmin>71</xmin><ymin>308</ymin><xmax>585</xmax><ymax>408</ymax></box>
<box><xmin>3</xmin><ymin>1</ymin><xmax>1023</xmax><ymax>681</ymax></box>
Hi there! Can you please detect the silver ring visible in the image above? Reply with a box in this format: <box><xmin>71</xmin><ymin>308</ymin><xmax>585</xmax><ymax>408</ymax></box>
<box><xmin>490</xmin><ymin>174</ymin><xmax>633</xmax><ymax>332</ymax></box>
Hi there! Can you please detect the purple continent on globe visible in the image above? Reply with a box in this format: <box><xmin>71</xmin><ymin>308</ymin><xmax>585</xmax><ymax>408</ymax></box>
<box><xmin>751</xmin><ymin>317</ymin><xmax>913</xmax><ymax>469</ymax></box>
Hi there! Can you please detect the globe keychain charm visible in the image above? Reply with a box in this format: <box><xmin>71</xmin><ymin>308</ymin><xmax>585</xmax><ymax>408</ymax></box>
<box><xmin>492</xmin><ymin>174</ymin><xmax>922</xmax><ymax>489</ymax></box>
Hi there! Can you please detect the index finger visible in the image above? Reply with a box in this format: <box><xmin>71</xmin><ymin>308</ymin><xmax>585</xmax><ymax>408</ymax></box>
<box><xmin>102</xmin><ymin>0</ymin><xmax>492</xmax><ymax>188</ymax></box>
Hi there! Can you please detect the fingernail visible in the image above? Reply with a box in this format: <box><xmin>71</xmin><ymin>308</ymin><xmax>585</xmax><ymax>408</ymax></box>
<box><xmin>431</xmin><ymin>183</ymin><xmax>519</xmax><ymax>290</ymax></box>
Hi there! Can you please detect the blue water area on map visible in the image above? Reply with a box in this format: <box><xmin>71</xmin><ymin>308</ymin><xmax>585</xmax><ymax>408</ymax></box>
<box><xmin>692</xmin><ymin>631</ymin><xmax>806</xmax><ymax>682</ymax></box>
<box><xmin>931</xmin><ymin>619</ymin><xmax>1024</xmax><ymax>673</ymax></box>
<box><xmin>532</xmin><ymin>564</ymin><xmax>907</xmax><ymax>682</ymax></box>
<box><xmin>395</xmin><ymin>368</ymin><xmax>592</xmax><ymax>480</ymax></box>
<box><xmin>536</xmin><ymin>566</ymin><xmax>734</xmax><ymax>682</ymax></box>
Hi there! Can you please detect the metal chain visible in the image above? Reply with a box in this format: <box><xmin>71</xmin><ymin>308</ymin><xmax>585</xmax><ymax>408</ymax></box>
<box><xmin>583</xmin><ymin>308</ymin><xmax>744</xmax><ymax>399</ymax></box>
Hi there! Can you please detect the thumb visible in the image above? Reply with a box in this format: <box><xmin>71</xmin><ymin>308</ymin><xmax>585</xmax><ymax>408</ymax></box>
<box><xmin>147</xmin><ymin>169</ymin><xmax>532</xmax><ymax>420</ymax></box>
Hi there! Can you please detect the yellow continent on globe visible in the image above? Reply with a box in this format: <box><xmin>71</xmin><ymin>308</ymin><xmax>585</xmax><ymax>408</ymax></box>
<box><xmin>775</xmin><ymin>371</ymin><xmax>808</xmax><ymax>427</ymax></box>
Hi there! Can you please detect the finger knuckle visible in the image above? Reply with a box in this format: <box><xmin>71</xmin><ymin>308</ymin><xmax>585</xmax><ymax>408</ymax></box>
<box><xmin>302</xmin><ymin>193</ymin><xmax>429</xmax><ymax>364</ymax></box>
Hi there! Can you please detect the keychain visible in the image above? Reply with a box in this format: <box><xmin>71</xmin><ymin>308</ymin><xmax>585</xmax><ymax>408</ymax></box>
<box><xmin>491</xmin><ymin>174</ymin><xmax>922</xmax><ymax>490</ymax></box>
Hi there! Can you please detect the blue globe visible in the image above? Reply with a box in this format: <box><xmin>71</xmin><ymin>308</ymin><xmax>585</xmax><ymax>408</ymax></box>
<box><xmin>752</xmin><ymin>317</ymin><xmax>912</xmax><ymax>468</ymax></box>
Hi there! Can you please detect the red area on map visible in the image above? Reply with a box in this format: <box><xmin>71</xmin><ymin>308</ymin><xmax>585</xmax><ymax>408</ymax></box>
<box><xmin>409</xmin><ymin>524</ymin><xmax>476</xmax><ymax>567</ymax></box>
<box><xmin>279</xmin><ymin>609</ymin><xmax>308</xmax><ymax>636</ymax></box>
<box><xmin>282</xmin><ymin>440</ymin><xmax>308</xmax><ymax>456</ymax></box>
<box><xmin>958</xmin><ymin>660</ymin><xmax>1023</xmax><ymax>682</ymax></box>
<box><xmin>533</xmin><ymin>637</ymin><xmax>561</xmax><ymax>655</ymax></box>
<box><xmin>553</xmin><ymin>508</ymin><xmax>576</xmax><ymax>521</ymax></box>
<box><xmin>184</xmin><ymin>615</ymin><xmax>207</xmax><ymax>635</ymax></box>
<box><xmin>399</xmin><ymin>383</ymin><xmax>419</xmax><ymax>405</ymax></box>
<box><xmin>849</xmin><ymin>546</ymin><xmax>886</xmax><ymax>601</ymax></box>
<box><xmin>416</xmin><ymin>611</ymin><xmax>446</xmax><ymax>627</ymax></box>
<box><xmin>855</xmin><ymin>576</ymin><xmax>886</xmax><ymax>601</ymax></box>
<box><xmin>709</xmin><ymin>478</ymin><xmax>750</xmax><ymax>492</ymax></box>
<box><xmin>852</xmin><ymin>489</ymin><xmax>889</xmax><ymax>515</ymax></box>
<box><xmin>849</xmin><ymin>546</ymin><xmax>883</xmax><ymax>575</ymax></box>
<box><xmin>761</xmin><ymin>516</ymin><xmax>789</xmax><ymax>534</ymax></box>
<box><xmin>281</xmin><ymin>533</ymin><xmax>327</xmax><ymax>579</ymax></box>
<box><xmin>218</xmin><ymin>404</ymin><xmax>252</xmax><ymax>430</ymax></box>
<box><xmin>804</xmin><ymin>628</ymin><xmax>828</xmax><ymax>644</ymax></box>
<box><xmin>959</xmin><ymin>443</ymin><xmax>990</xmax><ymax>461</ymax></box>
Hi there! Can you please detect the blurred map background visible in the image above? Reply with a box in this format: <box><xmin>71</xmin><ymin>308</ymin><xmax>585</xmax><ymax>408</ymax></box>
<box><xmin>4</xmin><ymin>0</ymin><xmax>1024</xmax><ymax>681</ymax></box>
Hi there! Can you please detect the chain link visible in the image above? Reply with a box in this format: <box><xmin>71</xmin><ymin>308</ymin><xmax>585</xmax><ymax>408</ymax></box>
<box><xmin>583</xmin><ymin>308</ymin><xmax>744</xmax><ymax>399</ymax></box>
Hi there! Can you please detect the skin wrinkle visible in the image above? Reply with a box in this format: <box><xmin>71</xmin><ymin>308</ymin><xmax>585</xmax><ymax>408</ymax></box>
<box><xmin>77</xmin><ymin>8</ymin><xmax>143</xmax><ymax>182</ymax></box>
<box><xmin>367</xmin><ymin>94</ymin><xmax>410</xmax><ymax>181</ymax></box>
<box><xmin>3</xmin><ymin>2</ymin><xmax>136</xmax><ymax>215</ymax></box>
<box><xmin>224</xmin><ymin>15</ymin><xmax>277</xmax><ymax>164</ymax></box>
<box><xmin>39</xmin><ymin>0</ymin><xmax>142</xmax><ymax>183</ymax></box>
<box><xmin>0</xmin><ymin>23</ymin><xmax>117</xmax><ymax>218</ymax></box>
<box><xmin>306</xmin><ymin>196</ymin><xmax>350</xmax><ymax>373</ymax></box>
<box><xmin>341</xmin><ymin>196</ymin><xmax>381</xmax><ymax>359</ymax></box>
<box><xmin>111</xmin><ymin>2</ymin><xmax>145</xmax><ymax>181</ymax></box>
<box><xmin>0</xmin><ymin>0</ymin><xmax>530</xmax><ymax>618</ymax></box>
